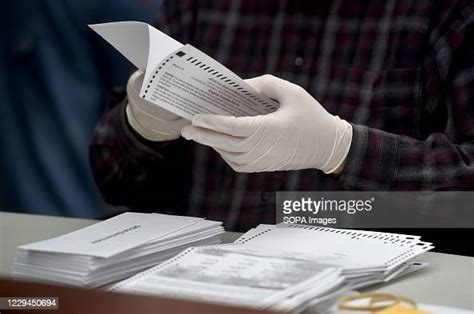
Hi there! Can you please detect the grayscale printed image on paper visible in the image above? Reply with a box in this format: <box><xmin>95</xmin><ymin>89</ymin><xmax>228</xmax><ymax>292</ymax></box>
<box><xmin>112</xmin><ymin>245</ymin><xmax>338</xmax><ymax>310</ymax></box>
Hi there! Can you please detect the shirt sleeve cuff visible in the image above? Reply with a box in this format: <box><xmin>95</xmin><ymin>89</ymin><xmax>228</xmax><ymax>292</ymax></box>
<box><xmin>339</xmin><ymin>124</ymin><xmax>399</xmax><ymax>190</ymax></box>
<box><xmin>91</xmin><ymin>97</ymin><xmax>178</xmax><ymax>163</ymax></box>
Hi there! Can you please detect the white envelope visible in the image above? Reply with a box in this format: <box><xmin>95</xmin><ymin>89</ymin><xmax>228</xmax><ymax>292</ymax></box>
<box><xmin>18</xmin><ymin>213</ymin><xmax>201</xmax><ymax>258</ymax></box>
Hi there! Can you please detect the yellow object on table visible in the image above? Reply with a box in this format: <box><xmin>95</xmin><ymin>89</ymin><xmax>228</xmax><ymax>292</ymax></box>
<box><xmin>378</xmin><ymin>304</ymin><xmax>428</xmax><ymax>313</ymax></box>
<box><xmin>337</xmin><ymin>292</ymin><xmax>429</xmax><ymax>313</ymax></box>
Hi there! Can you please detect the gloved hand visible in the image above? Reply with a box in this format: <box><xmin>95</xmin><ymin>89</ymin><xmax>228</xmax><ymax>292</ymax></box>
<box><xmin>126</xmin><ymin>71</ymin><xmax>189</xmax><ymax>141</ymax></box>
<box><xmin>181</xmin><ymin>74</ymin><xmax>353</xmax><ymax>174</ymax></box>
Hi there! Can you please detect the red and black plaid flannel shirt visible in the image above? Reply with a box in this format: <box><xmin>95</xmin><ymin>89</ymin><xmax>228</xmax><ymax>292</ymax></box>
<box><xmin>90</xmin><ymin>0</ymin><xmax>474</xmax><ymax>231</ymax></box>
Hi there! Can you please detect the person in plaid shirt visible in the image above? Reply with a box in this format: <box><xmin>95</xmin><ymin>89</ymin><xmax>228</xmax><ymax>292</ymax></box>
<box><xmin>90</xmin><ymin>1</ymin><xmax>474</xmax><ymax>235</ymax></box>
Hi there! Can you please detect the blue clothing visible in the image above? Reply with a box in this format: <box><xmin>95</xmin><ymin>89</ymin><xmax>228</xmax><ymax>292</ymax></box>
<box><xmin>0</xmin><ymin>0</ymin><xmax>161</xmax><ymax>217</ymax></box>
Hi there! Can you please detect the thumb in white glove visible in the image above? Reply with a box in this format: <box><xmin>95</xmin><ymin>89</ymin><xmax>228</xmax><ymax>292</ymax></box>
<box><xmin>126</xmin><ymin>71</ymin><xmax>190</xmax><ymax>141</ymax></box>
<box><xmin>181</xmin><ymin>74</ymin><xmax>353</xmax><ymax>174</ymax></box>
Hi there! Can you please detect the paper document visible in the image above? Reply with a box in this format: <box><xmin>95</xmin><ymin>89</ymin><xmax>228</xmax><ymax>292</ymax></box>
<box><xmin>112</xmin><ymin>224</ymin><xmax>433</xmax><ymax>311</ymax></box>
<box><xmin>235</xmin><ymin>224</ymin><xmax>433</xmax><ymax>271</ymax></box>
<box><xmin>112</xmin><ymin>245</ymin><xmax>340</xmax><ymax>311</ymax></box>
<box><xmin>90</xmin><ymin>21</ymin><xmax>278</xmax><ymax>120</ymax></box>
<box><xmin>18</xmin><ymin>212</ymin><xmax>202</xmax><ymax>258</ymax></box>
<box><xmin>12</xmin><ymin>213</ymin><xmax>224</xmax><ymax>287</ymax></box>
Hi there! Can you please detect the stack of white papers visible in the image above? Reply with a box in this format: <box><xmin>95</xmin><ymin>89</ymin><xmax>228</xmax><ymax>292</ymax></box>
<box><xmin>112</xmin><ymin>224</ymin><xmax>432</xmax><ymax>312</ymax></box>
<box><xmin>11</xmin><ymin>212</ymin><xmax>224</xmax><ymax>288</ymax></box>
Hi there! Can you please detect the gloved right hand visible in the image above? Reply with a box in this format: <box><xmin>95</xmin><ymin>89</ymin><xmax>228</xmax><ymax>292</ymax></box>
<box><xmin>126</xmin><ymin>71</ymin><xmax>189</xmax><ymax>141</ymax></box>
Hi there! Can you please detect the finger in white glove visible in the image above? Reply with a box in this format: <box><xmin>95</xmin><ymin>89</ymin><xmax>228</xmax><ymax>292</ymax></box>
<box><xmin>181</xmin><ymin>74</ymin><xmax>352</xmax><ymax>173</ymax></box>
<box><xmin>126</xmin><ymin>71</ymin><xmax>190</xmax><ymax>141</ymax></box>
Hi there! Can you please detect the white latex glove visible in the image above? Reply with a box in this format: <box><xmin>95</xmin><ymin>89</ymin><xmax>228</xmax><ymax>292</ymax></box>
<box><xmin>126</xmin><ymin>71</ymin><xmax>189</xmax><ymax>141</ymax></box>
<box><xmin>181</xmin><ymin>74</ymin><xmax>353</xmax><ymax>174</ymax></box>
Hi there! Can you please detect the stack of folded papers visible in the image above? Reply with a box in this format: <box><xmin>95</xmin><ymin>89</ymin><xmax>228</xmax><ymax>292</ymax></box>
<box><xmin>11</xmin><ymin>212</ymin><xmax>224</xmax><ymax>288</ymax></box>
<box><xmin>112</xmin><ymin>224</ymin><xmax>433</xmax><ymax>312</ymax></box>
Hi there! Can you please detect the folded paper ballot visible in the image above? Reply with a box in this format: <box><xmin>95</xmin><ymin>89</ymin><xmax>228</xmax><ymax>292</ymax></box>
<box><xmin>89</xmin><ymin>21</ymin><xmax>278</xmax><ymax>120</ymax></box>
<box><xmin>11</xmin><ymin>213</ymin><xmax>224</xmax><ymax>288</ymax></box>
<box><xmin>112</xmin><ymin>224</ymin><xmax>433</xmax><ymax>312</ymax></box>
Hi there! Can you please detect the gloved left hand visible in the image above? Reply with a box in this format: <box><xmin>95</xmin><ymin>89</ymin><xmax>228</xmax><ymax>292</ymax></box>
<box><xmin>181</xmin><ymin>74</ymin><xmax>353</xmax><ymax>174</ymax></box>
